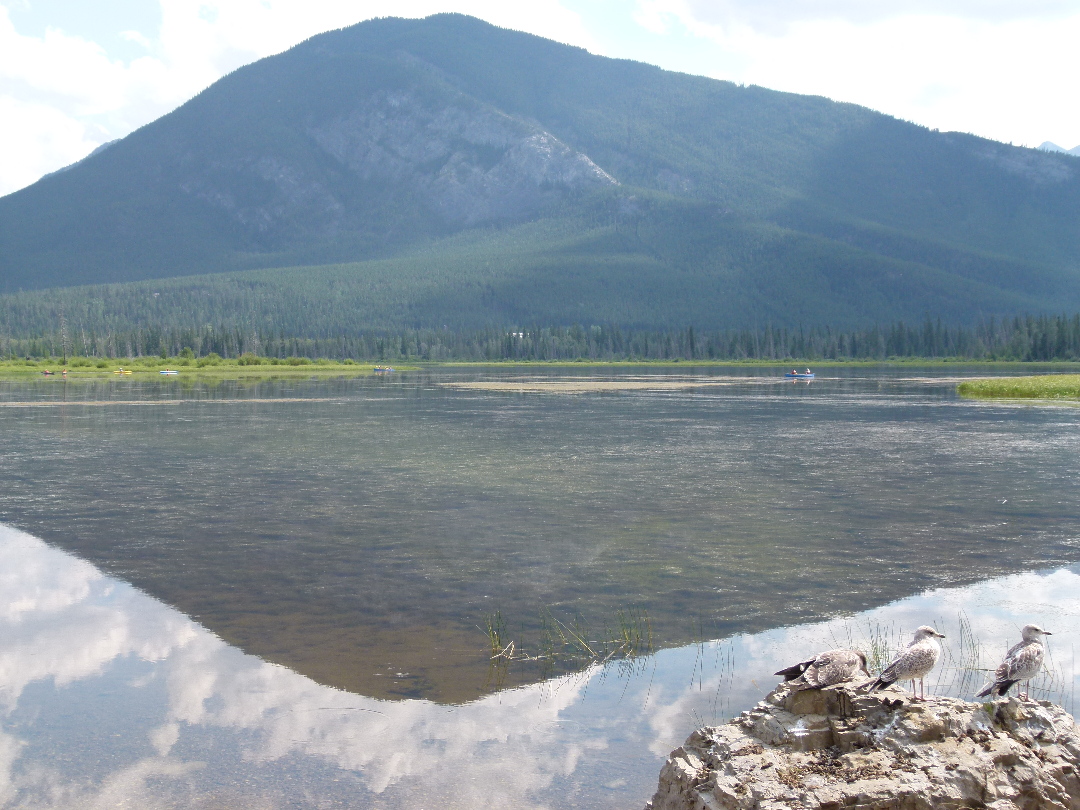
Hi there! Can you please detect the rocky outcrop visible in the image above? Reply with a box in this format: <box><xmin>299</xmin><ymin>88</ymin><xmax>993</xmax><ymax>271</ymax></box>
<box><xmin>647</xmin><ymin>682</ymin><xmax>1080</xmax><ymax>810</ymax></box>
<box><xmin>309</xmin><ymin>89</ymin><xmax>617</xmax><ymax>226</ymax></box>
<box><xmin>180</xmin><ymin>87</ymin><xmax>618</xmax><ymax>243</ymax></box>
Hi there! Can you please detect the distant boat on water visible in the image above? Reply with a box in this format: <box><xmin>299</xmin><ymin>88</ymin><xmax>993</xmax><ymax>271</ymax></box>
<box><xmin>113</xmin><ymin>368</ymin><xmax>133</xmax><ymax>375</ymax></box>
<box><xmin>784</xmin><ymin>371</ymin><xmax>815</xmax><ymax>379</ymax></box>
<box><xmin>159</xmin><ymin>369</ymin><xmax>179</xmax><ymax>375</ymax></box>
<box><xmin>373</xmin><ymin>365</ymin><xmax>394</xmax><ymax>373</ymax></box>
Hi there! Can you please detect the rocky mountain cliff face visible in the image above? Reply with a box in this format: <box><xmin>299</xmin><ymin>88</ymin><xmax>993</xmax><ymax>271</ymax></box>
<box><xmin>307</xmin><ymin>89</ymin><xmax>616</xmax><ymax>226</ymax></box>
<box><xmin>175</xmin><ymin>86</ymin><xmax>615</xmax><ymax>245</ymax></box>
<box><xmin>648</xmin><ymin>682</ymin><xmax>1080</xmax><ymax>810</ymax></box>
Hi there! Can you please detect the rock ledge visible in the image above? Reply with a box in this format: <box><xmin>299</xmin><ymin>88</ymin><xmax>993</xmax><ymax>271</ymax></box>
<box><xmin>646</xmin><ymin>683</ymin><xmax>1080</xmax><ymax>810</ymax></box>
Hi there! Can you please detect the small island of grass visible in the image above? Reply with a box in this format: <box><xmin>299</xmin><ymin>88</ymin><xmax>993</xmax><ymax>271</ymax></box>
<box><xmin>957</xmin><ymin>374</ymin><xmax>1080</xmax><ymax>400</ymax></box>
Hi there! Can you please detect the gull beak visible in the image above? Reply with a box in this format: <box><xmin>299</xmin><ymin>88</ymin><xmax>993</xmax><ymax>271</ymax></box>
<box><xmin>1044</xmin><ymin>630</ymin><xmax>1053</xmax><ymax>635</ymax></box>
<box><xmin>935</xmin><ymin>632</ymin><xmax>946</xmax><ymax>638</ymax></box>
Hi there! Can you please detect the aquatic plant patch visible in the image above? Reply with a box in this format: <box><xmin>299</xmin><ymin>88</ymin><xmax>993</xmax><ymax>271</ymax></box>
<box><xmin>957</xmin><ymin>374</ymin><xmax>1080</xmax><ymax>400</ymax></box>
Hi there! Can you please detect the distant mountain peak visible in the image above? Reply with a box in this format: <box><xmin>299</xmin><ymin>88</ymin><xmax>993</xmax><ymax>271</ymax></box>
<box><xmin>1038</xmin><ymin>141</ymin><xmax>1080</xmax><ymax>156</ymax></box>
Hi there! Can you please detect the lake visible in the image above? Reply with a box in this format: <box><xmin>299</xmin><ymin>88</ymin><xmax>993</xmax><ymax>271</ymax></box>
<box><xmin>0</xmin><ymin>366</ymin><xmax>1078</xmax><ymax>808</ymax></box>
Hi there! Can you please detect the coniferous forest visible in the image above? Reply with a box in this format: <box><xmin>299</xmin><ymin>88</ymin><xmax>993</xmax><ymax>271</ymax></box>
<box><xmin>5</xmin><ymin>315</ymin><xmax>1080</xmax><ymax>364</ymax></box>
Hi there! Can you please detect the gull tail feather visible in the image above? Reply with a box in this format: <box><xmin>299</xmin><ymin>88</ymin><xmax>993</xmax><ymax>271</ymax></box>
<box><xmin>868</xmin><ymin>675</ymin><xmax>896</xmax><ymax>692</ymax></box>
<box><xmin>976</xmin><ymin>680</ymin><xmax>1017</xmax><ymax>698</ymax></box>
<box><xmin>774</xmin><ymin>661</ymin><xmax>812</xmax><ymax>682</ymax></box>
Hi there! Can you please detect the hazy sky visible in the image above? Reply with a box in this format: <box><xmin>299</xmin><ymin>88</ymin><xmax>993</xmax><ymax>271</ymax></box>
<box><xmin>2</xmin><ymin>0</ymin><xmax>1078</xmax><ymax>197</ymax></box>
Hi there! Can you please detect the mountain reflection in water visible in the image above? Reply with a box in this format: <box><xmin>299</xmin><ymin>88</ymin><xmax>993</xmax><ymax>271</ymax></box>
<box><xmin>1</xmin><ymin>523</ymin><xmax>1078</xmax><ymax>810</ymax></box>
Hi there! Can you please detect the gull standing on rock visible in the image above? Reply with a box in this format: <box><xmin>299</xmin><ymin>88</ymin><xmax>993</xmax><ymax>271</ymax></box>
<box><xmin>868</xmin><ymin>626</ymin><xmax>945</xmax><ymax>701</ymax></box>
<box><xmin>774</xmin><ymin>649</ymin><xmax>870</xmax><ymax>688</ymax></box>
<box><xmin>977</xmin><ymin>624</ymin><xmax>1052</xmax><ymax>700</ymax></box>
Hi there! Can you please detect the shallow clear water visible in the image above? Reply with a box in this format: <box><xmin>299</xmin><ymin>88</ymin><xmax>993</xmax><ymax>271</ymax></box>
<box><xmin>0</xmin><ymin>366</ymin><xmax>1079</xmax><ymax>807</ymax></box>
<box><xmin>2</xmin><ymin>367</ymin><xmax>1078</xmax><ymax>700</ymax></box>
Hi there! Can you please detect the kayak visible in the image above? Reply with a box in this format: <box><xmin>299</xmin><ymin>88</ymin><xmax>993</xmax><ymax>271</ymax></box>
<box><xmin>784</xmin><ymin>372</ymin><xmax>815</xmax><ymax>379</ymax></box>
<box><xmin>159</xmin><ymin>369</ymin><xmax>179</xmax><ymax>375</ymax></box>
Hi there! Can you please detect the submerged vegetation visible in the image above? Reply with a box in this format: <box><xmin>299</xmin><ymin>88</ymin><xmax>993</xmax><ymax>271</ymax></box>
<box><xmin>483</xmin><ymin>606</ymin><xmax>653</xmax><ymax>689</ymax></box>
<box><xmin>957</xmin><ymin>374</ymin><xmax>1080</xmax><ymax>400</ymax></box>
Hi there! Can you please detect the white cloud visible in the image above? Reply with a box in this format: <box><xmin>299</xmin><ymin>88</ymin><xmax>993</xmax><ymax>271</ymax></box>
<box><xmin>639</xmin><ymin>0</ymin><xmax>1080</xmax><ymax>35</ymax></box>
<box><xmin>632</xmin><ymin>2</ymin><xmax>1080</xmax><ymax>148</ymax></box>
<box><xmin>119</xmin><ymin>30</ymin><xmax>153</xmax><ymax>49</ymax></box>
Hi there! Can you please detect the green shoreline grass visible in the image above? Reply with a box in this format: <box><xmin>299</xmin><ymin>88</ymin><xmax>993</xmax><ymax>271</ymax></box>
<box><xmin>0</xmin><ymin>357</ymin><xmax>417</xmax><ymax>378</ymax></box>
<box><xmin>957</xmin><ymin>374</ymin><xmax>1080</xmax><ymax>400</ymax></box>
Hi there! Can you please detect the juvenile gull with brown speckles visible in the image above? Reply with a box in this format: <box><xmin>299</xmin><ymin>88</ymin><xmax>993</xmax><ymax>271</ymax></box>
<box><xmin>774</xmin><ymin>649</ymin><xmax>870</xmax><ymax>688</ymax></box>
<box><xmin>977</xmin><ymin>624</ymin><xmax>1052</xmax><ymax>700</ymax></box>
<box><xmin>869</xmin><ymin>625</ymin><xmax>945</xmax><ymax>700</ymax></box>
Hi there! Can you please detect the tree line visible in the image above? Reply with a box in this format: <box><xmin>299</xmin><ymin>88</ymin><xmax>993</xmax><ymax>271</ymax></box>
<box><xmin>4</xmin><ymin>314</ymin><xmax>1080</xmax><ymax>363</ymax></box>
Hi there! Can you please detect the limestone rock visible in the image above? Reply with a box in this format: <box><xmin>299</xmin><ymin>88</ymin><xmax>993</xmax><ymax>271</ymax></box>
<box><xmin>646</xmin><ymin>681</ymin><xmax>1080</xmax><ymax>810</ymax></box>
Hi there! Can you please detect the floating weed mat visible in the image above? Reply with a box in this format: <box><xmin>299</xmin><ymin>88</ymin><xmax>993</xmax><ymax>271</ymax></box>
<box><xmin>480</xmin><ymin>606</ymin><xmax>653</xmax><ymax>687</ymax></box>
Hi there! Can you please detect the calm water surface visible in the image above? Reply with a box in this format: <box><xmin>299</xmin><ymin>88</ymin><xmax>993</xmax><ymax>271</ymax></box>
<box><xmin>0</xmin><ymin>366</ymin><xmax>1078</xmax><ymax>808</ymax></box>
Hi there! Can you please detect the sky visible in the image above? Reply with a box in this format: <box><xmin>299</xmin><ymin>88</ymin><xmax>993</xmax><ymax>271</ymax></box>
<box><xmin>2</xmin><ymin>0</ymin><xmax>1080</xmax><ymax>197</ymax></box>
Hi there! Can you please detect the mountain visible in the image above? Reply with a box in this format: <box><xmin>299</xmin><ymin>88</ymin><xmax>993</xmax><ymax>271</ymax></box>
<box><xmin>1039</xmin><ymin>141</ymin><xmax>1080</xmax><ymax>157</ymax></box>
<box><xmin>2</xmin><ymin>13</ymin><xmax>1080</xmax><ymax>332</ymax></box>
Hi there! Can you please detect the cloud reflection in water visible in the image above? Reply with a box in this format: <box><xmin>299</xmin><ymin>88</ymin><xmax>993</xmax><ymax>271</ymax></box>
<box><xmin>0</xmin><ymin>523</ymin><xmax>1077</xmax><ymax>809</ymax></box>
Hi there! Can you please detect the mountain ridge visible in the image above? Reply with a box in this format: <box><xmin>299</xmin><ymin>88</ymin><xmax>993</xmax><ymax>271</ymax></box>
<box><xmin>1039</xmin><ymin>141</ymin><xmax>1080</xmax><ymax>157</ymax></box>
<box><xmin>2</xmin><ymin>13</ymin><xmax>1079</xmax><ymax>329</ymax></box>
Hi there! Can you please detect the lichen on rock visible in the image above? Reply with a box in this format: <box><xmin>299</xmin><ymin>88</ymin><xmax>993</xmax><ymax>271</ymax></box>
<box><xmin>646</xmin><ymin>681</ymin><xmax>1080</xmax><ymax>810</ymax></box>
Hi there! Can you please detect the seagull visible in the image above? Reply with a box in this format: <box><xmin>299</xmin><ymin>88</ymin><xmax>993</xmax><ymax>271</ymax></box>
<box><xmin>977</xmin><ymin>624</ymin><xmax>1052</xmax><ymax>700</ymax></box>
<box><xmin>775</xmin><ymin>649</ymin><xmax>870</xmax><ymax>688</ymax></box>
<box><xmin>868</xmin><ymin>626</ymin><xmax>945</xmax><ymax>701</ymax></box>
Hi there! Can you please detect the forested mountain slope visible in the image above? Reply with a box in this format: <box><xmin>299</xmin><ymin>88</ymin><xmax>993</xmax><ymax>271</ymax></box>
<box><xmin>2</xmin><ymin>13</ymin><xmax>1079</xmax><ymax>329</ymax></box>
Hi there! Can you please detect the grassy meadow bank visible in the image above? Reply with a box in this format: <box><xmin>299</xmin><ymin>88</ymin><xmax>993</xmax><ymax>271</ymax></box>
<box><xmin>0</xmin><ymin>354</ymin><xmax>409</xmax><ymax>378</ymax></box>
